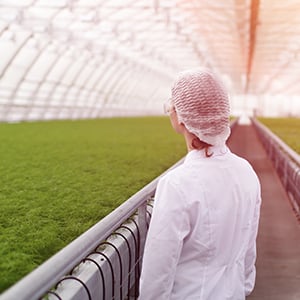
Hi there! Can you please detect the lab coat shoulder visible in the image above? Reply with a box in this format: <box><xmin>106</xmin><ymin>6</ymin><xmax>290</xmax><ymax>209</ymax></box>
<box><xmin>149</xmin><ymin>165</ymin><xmax>193</xmax><ymax>241</ymax></box>
<box><xmin>229</xmin><ymin>151</ymin><xmax>261</xmax><ymax>192</ymax></box>
<box><xmin>155</xmin><ymin>162</ymin><xmax>201</xmax><ymax>203</ymax></box>
<box><xmin>154</xmin><ymin>165</ymin><xmax>188</xmax><ymax>209</ymax></box>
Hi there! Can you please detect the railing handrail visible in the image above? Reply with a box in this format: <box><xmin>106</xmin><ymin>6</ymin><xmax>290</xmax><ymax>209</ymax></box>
<box><xmin>252</xmin><ymin>118</ymin><xmax>300</xmax><ymax>166</ymax></box>
<box><xmin>0</xmin><ymin>158</ymin><xmax>184</xmax><ymax>300</ymax></box>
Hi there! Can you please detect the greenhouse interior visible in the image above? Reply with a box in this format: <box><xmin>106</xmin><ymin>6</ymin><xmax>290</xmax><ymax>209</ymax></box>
<box><xmin>0</xmin><ymin>1</ymin><xmax>300</xmax><ymax>300</ymax></box>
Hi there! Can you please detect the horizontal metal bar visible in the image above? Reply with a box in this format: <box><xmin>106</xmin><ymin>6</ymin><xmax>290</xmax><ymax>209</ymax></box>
<box><xmin>252</xmin><ymin>117</ymin><xmax>300</xmax><ymax>219</ymax></box>
<box><xmin>252</xmin><ymin>118</ymin><xmax>300</xmax><ymax>166</ymax></box>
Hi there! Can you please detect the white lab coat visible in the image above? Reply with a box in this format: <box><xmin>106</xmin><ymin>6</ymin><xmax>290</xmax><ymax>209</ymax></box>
<box><xmin>139</xmin><ymin>145</ymin><xmax>261</xmax><ymax>300</ymax></box>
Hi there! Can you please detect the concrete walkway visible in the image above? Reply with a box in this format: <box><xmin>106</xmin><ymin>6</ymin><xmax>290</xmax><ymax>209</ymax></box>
<box><xmin>227</xmin><ymin>123</ymin><xmax>300</xmax><ymax>300</ymax></box>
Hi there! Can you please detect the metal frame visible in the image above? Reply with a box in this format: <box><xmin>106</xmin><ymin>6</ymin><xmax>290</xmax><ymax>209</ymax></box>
<box><xmin>1</xmin><ymin>1</ymin><xmax>299</xmax><ymax>120</ymax></box>
<box><xmin>252</xmin><ymin>118</ymin><xmax>300</xmax><ymax>220</ymax></box>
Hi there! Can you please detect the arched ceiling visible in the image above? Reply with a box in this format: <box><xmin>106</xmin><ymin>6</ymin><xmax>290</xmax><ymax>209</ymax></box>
<box><xmin>0</xmin><ymin>0</ymin><xmax>299</xmax><ymax>121</ymax></box>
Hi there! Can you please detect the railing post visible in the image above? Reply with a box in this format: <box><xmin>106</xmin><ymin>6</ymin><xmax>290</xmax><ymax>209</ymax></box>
<box><xmin>283</xmin><ymin>158</ymin><xmax>288</xmax><ymax>189</ymax></box>
<box><xmin>138</xmin><ymin>201</ymin><xmax>148</xmax><ymax>259</ymax></box>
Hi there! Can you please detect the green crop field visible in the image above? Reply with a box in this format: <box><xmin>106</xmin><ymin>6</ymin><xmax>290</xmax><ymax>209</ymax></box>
<box><xmin>0</xmin><ymin>117</ymin><xmax>186</xmax><ymax>292</ymax></box>
<box><xmin>258</xmin><ymin>117</ymin><xmax>300</xmax><ymax>154</ymax></box>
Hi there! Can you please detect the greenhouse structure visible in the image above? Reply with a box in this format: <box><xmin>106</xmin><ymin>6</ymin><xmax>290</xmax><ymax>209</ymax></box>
<box><xmin>0</xmin><ymin>1</ymin><xmax>300</xmax><ymax>300</ymax></box>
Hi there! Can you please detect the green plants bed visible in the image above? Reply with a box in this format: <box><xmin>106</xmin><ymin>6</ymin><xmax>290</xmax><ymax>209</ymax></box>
<box><xmin>258</xmin><ymin>117</ymin><xmax>300</xmax><ymax>154</ymax></box>
<box><xmin>0</xmin><ymin>117</ymin><xmax>186</xmax><ymax>292</ymax></box>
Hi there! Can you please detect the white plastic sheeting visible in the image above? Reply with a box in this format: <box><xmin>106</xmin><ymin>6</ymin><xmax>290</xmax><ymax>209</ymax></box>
<box><xmin>0</xmin><ymin>0</ymin><xmax>299</xmax><ymax>121</ymax></box>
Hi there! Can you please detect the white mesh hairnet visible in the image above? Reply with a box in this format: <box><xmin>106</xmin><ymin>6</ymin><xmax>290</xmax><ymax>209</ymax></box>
<box><xmin>171</xmin><ymin>69</ymin><xmax>231</xmax><ymax>146</ymax></box>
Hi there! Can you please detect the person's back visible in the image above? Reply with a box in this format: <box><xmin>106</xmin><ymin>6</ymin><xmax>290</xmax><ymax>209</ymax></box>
<box><xmin>139</xmin><ymin>69</ymin><xmax>261</xmax><ymax>300</ymax></box>
<box><xmin>167</xmin><ymin>147</ymin><xmax>261</xmax><ymax>299</ymax></box>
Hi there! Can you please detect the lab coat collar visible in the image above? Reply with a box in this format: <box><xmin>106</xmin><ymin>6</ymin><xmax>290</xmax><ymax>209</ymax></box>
<box><xmin>185</xmin><ymin>144</ymin><xmax>230</xmax><ymax>163</ymax></box>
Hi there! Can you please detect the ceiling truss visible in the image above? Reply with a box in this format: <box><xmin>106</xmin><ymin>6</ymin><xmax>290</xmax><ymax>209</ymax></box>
<box><xmin>0</xmin><ymin>0</ymin><xmax>299</xmax><ymax>121</ymax></box>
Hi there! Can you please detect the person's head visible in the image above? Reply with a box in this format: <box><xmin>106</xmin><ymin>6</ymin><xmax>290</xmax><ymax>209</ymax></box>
<box><xmin>167</xmin><ymin>69</ymin><xmax>231</xmax><ymax>151</ymax></box>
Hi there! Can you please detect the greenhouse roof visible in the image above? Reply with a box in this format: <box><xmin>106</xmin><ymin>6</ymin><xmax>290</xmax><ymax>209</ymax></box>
<box><xmin>0</xmin><ymin>0</ymin><xmax>300</xmax><ymax>121</ymax></box>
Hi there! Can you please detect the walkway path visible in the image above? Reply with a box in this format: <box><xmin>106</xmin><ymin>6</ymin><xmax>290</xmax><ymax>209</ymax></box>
<box><xmin>228</xmin><ymin>123</ymin><xmax>300</xmax><ymax>300</ymax></box>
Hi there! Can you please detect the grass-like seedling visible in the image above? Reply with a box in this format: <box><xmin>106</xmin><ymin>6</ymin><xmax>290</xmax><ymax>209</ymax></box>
<box><xmin>258</xmin><ymin>117</ymin><xmax>300</xmax><ymax>154</ymax></box>
<box><xmin>0</xmin><ymin>117</ymin><xmax>186</xmax><ymax>292</ymax></box>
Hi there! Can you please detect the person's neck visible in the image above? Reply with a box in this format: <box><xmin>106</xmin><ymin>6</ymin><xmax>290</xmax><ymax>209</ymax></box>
<box><xmin>183</xmin><ymin>130</ymin><xmax>205</xmax><ymax>152</ymax></box>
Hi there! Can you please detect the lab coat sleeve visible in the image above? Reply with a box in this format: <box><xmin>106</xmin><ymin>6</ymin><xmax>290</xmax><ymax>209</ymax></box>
<box><xmin>244</xmin><ymin>185</ymin><xmax>262</xmax><ymax>296</ymax></box>
<box><xmin>138</xmin><ymin>175</ymin><xmax>190</xmax><ymax>300</ymax></box>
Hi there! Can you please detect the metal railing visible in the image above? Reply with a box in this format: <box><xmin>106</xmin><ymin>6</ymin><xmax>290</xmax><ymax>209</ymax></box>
<box><xmin>0</xmin><ymin>158</ymin><xmax>184</xmax><ymax>300</ymax></box>
<box><xmin>252</xmin><ymin>118</ymin><xmax>300</xmax><ymax>219</ymax></box>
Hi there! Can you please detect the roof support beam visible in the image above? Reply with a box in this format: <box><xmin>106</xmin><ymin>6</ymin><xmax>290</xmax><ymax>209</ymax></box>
<box><xmin>245</xmin><ymin>0</ymin><xmax>260</xmax><ymax>93</ymax></box>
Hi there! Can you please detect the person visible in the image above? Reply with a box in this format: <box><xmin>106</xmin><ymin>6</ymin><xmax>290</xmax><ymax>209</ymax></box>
<box><xmin>138</xmin><ymin>69</ymin><xmax>261</xmax><ymax>300</ymax></box>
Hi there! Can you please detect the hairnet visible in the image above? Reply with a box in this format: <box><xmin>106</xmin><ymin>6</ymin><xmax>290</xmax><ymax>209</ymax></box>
<box><xmin>171</xmin><ymin>69</ymin><xmax>231</xmax><ymax>146</ymax></box>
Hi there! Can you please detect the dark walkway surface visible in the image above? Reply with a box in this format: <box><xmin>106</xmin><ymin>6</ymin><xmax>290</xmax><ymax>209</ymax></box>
<box><xmin>228</xmin><ymin>123</ymin><xmax>300</xmax><ymax>300</ymax></box>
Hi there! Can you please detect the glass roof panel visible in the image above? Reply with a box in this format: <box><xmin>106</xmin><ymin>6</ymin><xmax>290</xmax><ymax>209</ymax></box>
<box><xmin>0</xmin><ymin>0</ymin><xmax>299</xmax><ymax>121</ymax></box>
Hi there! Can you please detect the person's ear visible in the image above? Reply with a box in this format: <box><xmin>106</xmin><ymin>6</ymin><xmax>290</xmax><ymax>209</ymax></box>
<box><xmin>176</xmin><ymin>120</ymin><xmax>186</xmax><ymax>134</ymax></box>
